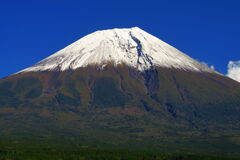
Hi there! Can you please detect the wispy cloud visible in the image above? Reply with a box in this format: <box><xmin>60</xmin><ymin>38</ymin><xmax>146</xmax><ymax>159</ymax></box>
<box><xmin>201</xmin><ymin>62</ymin><xmax>215</xmax><ymax>70</ymax></box>
<box><xmin>226</xmin><ymin>61</ymin><xmax>240</xmax><ymax>82</ymax></box>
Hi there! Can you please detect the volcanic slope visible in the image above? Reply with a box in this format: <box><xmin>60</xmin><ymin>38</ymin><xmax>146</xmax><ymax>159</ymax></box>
<box><xmin>0</xmin><ymin>27</ymin><xmax>240</xmax><ymax>156</ymax></box>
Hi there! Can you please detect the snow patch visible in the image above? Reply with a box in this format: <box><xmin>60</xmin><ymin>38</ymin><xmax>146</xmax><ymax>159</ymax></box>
<box><xmin>227</xmin><ymin>61</ymin><xmax>240</xmax><ymax>82</ymax></box>
<box><xmin>19</xmin><ymin>27</ymin><xmax>215</xmax><ymax>73</ymax></box>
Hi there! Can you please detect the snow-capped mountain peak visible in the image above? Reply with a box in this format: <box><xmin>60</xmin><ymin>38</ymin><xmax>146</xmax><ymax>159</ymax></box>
<box><xmin>19</xmin><ymin>27</ymin><xmax>214</xmax><ymax>73</ymax></box>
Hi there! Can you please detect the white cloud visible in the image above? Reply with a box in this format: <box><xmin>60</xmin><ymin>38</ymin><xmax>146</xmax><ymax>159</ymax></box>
<box><xmin>227</xmin><ymin>61</ymin><xmax>240</xmax><ymax>82</ymax></box>
<box><xmin>210</xmin><ymin>65</ymin><xmax>215</xmax><ymax>70</ymax></box>
<box><xmin>201</xmin><ymin>62</ymin><xmax>215</xmax><ymax>71</ymax></box>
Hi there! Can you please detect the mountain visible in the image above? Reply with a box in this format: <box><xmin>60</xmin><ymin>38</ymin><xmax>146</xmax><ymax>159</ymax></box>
<box><xmin>1</xmin><ymin>27</ymin><xmax>240</xmax><ymax>157</ymax></box>
<box><xmin>19</xmin><ymin>27</ymin><xmax>213</xmax><ymax>72</ymax></box>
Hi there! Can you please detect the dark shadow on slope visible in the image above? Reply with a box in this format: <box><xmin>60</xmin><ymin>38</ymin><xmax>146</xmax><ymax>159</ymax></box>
<box><xmin>141</xmin><ymin>100</ymin><xmax>152</xmax><ymax>112</ymax></box>
<box><xmin>165</xmin><ymin>103</ymin><xmax>177</xmax><ymax>118</ymax></box>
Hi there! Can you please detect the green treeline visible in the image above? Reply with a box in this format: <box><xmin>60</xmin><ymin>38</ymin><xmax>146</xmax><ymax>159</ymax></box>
<box><xmin>0</xmin><ymin>147</ymin><xmax>238</xmax><ymax>160</ymax></box>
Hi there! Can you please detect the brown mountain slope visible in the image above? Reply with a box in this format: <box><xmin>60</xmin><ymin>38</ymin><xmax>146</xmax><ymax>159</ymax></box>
<box><xmin>0</xmin><ymin>65</ymin><xmax>240</xmax><ymax>154</ymax></box>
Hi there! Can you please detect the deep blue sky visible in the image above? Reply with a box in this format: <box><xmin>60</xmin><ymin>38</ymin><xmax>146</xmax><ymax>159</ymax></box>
<box><xmin>1</xmin><ymin>0</ymin><xmax>240</xmax><ymax>78</ymax></box>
